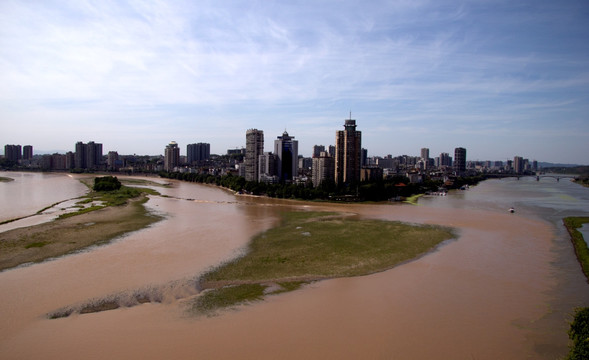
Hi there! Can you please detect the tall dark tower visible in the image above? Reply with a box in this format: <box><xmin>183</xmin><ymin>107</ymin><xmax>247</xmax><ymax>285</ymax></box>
<box><xmin>454</xmin><ymin>147</ymin><xmax>466</xmax><ymax>175</ymax></box>
<box><xmin>245</xmin><ymin>129</ymin><xmax>264</xmax><ymax>182</ymax></box>
<box><xmin>274</xmin><ymin>131</ymin><xmax>298</xmax><ymax>183</ymax></box>
<box><xmin>335</xmin><ymin>114</ymin><xmax>362</xmax><ymax>185</ymax></box>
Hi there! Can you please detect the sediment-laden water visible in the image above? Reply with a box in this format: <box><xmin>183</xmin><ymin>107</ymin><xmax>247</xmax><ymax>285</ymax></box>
<box><xmin>0</xmin><ymin>173</ymin><xmax>587</xmax><ymax>359</ymax></box>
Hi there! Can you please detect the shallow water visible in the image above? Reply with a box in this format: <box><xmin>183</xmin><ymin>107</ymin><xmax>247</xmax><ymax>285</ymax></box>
<box><xmin>0</xmin><ymin>172</ymin><xmax>88</xmax><ymax>222</ymax></box>
<box><xmin>0</xmin><ymin>173</ymin><xmax>588</xmax><ymax>359</ymax></box>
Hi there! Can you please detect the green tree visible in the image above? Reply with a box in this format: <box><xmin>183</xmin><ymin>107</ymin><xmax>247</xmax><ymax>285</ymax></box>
<box><xmin>93</xmin><ymin>176</ymin><xmax>122</xmax><ymax>191</ymax></box>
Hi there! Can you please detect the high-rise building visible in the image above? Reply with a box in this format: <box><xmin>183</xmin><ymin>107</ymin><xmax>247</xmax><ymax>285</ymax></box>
<box><xmin>439</xmin><ymin>152</ymin><xmax>451</xmax><ymax>167</ymax></box>
<box><xmin>361</xmin><ymin>148</ymin><xmax>368</xmax><ymax>167</ymax></box>
<box><xmin>75</xmin><ymin>141</ymin><xmax>86</xmax><ymax>169</ymax></box>
<box><xmin>312</xmin><ymin>145</ymin><xmax>325</xmax><ymax>158</ymax></box>
<box><xmin>421</xmin><ymin>148</ymin><xmax>429</xmax><ymax>161</ymax></box>
<box><xmin>74</xmin><ymin>141</ymin><xmax>103</xmax><ymax>170</ymax></box>
<box><xmin>274</xmin><ymin>131</ymin><xmax>298</xmax><ymax>183</ymax></box>
<box><xmin>245</xmin><ymin>129</ymin><xmax>264</xmax><ymax>182</ymax></box>
<box><xmin>4</xmin><ymin>144</ymin><xmax>22</xmax><ymax>163</ymax></box>
<box><xmin>65</xmin><ymin>151</ymin><xmax>75</xmax><ymax>169</ymax></box>
<box><xmin>312</xmin><ymin>151</ymin><xmax>335</xmax><ymax>188</ymax></box>
<box><xmin>514</xmin><ymin>156</ymin><xmax>524</xmax><ymax>174</ymax></box>
<box><xmin>86</xmin><ymin>141</ymin><xmax>102</xmax><ymax>170</ymax></box>
<box><xmin>328</xmin><ymin>145</ymin><xmax>336</xmax><ymax>158</ymax></box>
<box><xmin>258</xmin><ymin>152</ymin><xmax>277</xmax><ymax>183</ymax></box>
<box><xmin>108</xmin><ymin>151</ymin><xmax>119</xmax><ymax>171</ymax></box>
<box><xmin>164</xmin><ymin>141</ymin><xmax>180</xmax><ymax>171</ymax></box>
<box><xmin>23</xmin><ymin>145</ymin><xmax>33</xmax><ymax>160</ymax></box>
<box><xmin>454</xmin><ymin>147</ymin><xmax>466</xmax><ymax>174</ymax></box>
<box><xmin>335</xmin><ymin>116</ymin><xmax>362</xmax><ymax>185</ymax></box>
<box><xmin>187</xmin><ymin>143</ymin><xmax>211</xmax><ymax>165</ymax></box>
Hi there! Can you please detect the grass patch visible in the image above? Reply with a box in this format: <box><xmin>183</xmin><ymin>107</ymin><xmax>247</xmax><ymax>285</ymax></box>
<box><xmin>563</xmin><ymin>217</ymin><xmax>589</xmax><ymax>281</ymax></box>
<box><xmin>58</xmin><ymin>205</ymin><xmax>105</xmax><ymax>219</ymax></box>
<box><xmin>24</xmin><ymin>241</ymin><xmax>49</xmax><ymax>249</ymax></box>
<box><xmin>0</xmin><ymin>196</ymin><xmax>162</xmax><ymax>271</ymax></box>
<box><xmin>0</xmin><ymin>176</ymin><xmax>14</xmax><ymax>182</ymax></box>
<box><xmin>404</xmin><ymin>194</ymin><xmax>423</xmax><ymax>205</ymax></box>
<box><xmin>195</xmin><ymin>211</ymin><xmax>455</xmax><ymax>314</ymax></box>
<box><xmin>194</xmin><ymin>284</ymin><xmax>267</xmax><ymax>315</ymax></box>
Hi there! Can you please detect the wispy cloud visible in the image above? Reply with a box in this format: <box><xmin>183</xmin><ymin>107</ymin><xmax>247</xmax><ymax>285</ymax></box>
<box><xmin>1</xmin><ymin>0</ymin><xmax>588</xmax><ymax>162</ymax></box>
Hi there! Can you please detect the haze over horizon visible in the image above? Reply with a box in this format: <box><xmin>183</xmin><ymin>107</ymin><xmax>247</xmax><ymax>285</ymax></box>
<box><xmin>1</xmin><ymin>1</ymin><xmax>588</xmax><ymax>164</ymax></box>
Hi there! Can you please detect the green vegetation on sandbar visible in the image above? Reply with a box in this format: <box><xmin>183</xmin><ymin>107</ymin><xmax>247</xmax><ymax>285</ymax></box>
<box><xmin>0</xmin><ymin>177</ymin><xmax>163</xmax><ymax>271</ymax></box>
<box><xmin>58</xmin><ymin>177</ymin><xmax>161</xmax><ymax>219</ymax></box>
<box><xmin>564</xmin><ymin>217</ymin><xmax>589</xmax><ymax>281</ymax></box>
<box><xmin>566</xmin><ymin>307</ymin><xmax>589</xmax><ymax>360</ymax></box>
<box><xmin>194</xmin><ymin>211</ymin><xmax>455</xmax><ymax>314</ymax></box>
<box><xmin>0</xmin><ymin>176</ymin><xmax>14</xmax><ymax>182</ymax></box>
<box><xmin>404</xmin><ymin>194</ymin><xmax>424</xmax><ymax>205</ymax></box>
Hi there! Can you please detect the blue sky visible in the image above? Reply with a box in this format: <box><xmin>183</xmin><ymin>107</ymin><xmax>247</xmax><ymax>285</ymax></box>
<box><xmin>1</xmin><ymin>0</ymin><xmax>588</xmax><ymax>164</ymax></box>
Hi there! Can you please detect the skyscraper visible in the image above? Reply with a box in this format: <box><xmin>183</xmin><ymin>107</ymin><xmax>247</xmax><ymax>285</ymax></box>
<box><xmin>335</xmin><ymin>116</ymin><xmax>362</xmax><ymax>185</ymax></box>
<box><xmin>86</xmin><ymin>141</ymin><xmax>102</xmax><ymax>170</ymax></box>
<box><xmin>439</xmin><ymin>152</ymin><xmax>451</xmax><ymax>167</ymax></box>
<box><xmin>274</xmin><ymin>131</ymin><xmax>298</xmax><ymax>183</ymax></box>
<box><xmin>258</xmin><ymin>152</ymin><xmax>277</xmax><ymax>182</ymax></box>
<box><xmin>187</xmin><ymin>143</ymin><xmax>210</xmax><ymax>165</ymax></box>
<box><xmin>312</xmin><ymin>145</ymin><xmax>325</xmax><ymax>158</ymax></box>
<box><xmin>74</xmin><ymin>141</ymin><xmax>103</xmax><ymax>170</ymax></box>
<box><xmin>421</xmin><ymin>148</ymin><xmax>429</xmax><ymax>161</ymax></box>
<box><xmin>164</xmin><ymin>141</ymin><xmax>180</xmax><ymax>171</ymax></box>
<box><xmin>514</xmin><ymin>156</ymin><xmax>524</xmax><ymax>174</ymax></box>
<box><xmin>4</xmin><ymin>144</ymin><xmax>22</xmax><ymax>163</ymax></box>
<box><xmin>23</xmin><ymin>145</ymin><xmax>33</xmax><ymax>160</ymax></box>
<box><xmin>245</xmin><ymin>129</ymin><xmax>264</xmax><ymax>182</ymax></box>
<box><xmin>454</xmin><ymin>147</ymin><xmax>466</xmax><ymax>174</ymax></box>
<box><xmin>312</xmin><ymin>151</ymin><xmax>334</xmax><ymax>187</ymax></box>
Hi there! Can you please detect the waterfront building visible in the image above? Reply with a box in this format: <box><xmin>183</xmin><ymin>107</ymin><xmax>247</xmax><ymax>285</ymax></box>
<box><xmin>23</xmin><ymin>145</ymin><xmax>33</xmax><ymax>160</ymax></box>
<box><xmin>245</xmin><ymin>129</ymin><xmax>264</xmax><ymax>182</ymax></box>
<box><xmin>513</xmin><ymin>156</ymin><xmax>524</xmax><ymax>174</ymax></box>
<box><xmin>164</xmin><ymin>141</ymin><xmax>180</xmax><ymax>171</ymax></box>
<box><xmin>3</xmin><ymin>144</ymin><xmax>22</xmax><ymax>163</ymax></box>
<box><xmin>65</xmin><ymin>152</ymin><xmax>75</xmax><ymax>169</ymax></box>
<box><xmin>312</xmin><ymin>151</ymin><xmax>334</xmax><ymax>187</ymax></box>
<box><xmin>86</xmin><ymin>141</ymin><xmax>102</xmax><ymax>170</ymax></box>
<box><xmin>187</xmin><ymin>143</ymin><xmax>211</xmax><ymax>165</ymax></box>
<box><xmin>274</xmin><ymin>131</ymin><xmax>298</xmax><ymax>183</ymax></box>
<box><xmin>335</xmin><ymin>116</ymin><xmax>362</xmax><ymax>185</ymax></box>
<box><xmin>108</xmin><ymin>151</ymin><xmax>119</xmax><ymax>171</ymax></box>
<box><xmin>454</xmin><ymin>147</ymin><xmax>466</xmax><ymax>174</ymax></box>
<box><xmin>74</xmin><ymin>141</ymin><xmax>102</xmax><ymax>170</ymax></box>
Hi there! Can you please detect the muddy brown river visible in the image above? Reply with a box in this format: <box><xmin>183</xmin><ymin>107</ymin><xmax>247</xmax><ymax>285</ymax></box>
<box><xmin>0</xmin><ymin>172</ymin><xmax>588</xmax><ymax>359</ymax></box>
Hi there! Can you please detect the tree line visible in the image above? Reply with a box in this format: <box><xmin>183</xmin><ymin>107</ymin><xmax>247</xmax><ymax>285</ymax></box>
<box><xmin>158</xmin><ymin>171</ymin><xmax>486</xmax><ymax>202</ymax></box>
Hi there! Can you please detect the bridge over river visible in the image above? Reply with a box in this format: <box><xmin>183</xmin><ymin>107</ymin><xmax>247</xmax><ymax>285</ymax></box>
<box><xmin>535</xmin><ymin>174</ymin><xmax>576</xmax><ymax>182</ymax></box>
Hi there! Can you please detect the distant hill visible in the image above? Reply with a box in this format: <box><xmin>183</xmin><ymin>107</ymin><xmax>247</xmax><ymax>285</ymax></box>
<box><xmin>538</xmin><ymin>162</ymin><xmax>584</xmax><ymax>168</ymax></box>
<box><xmin>541</xmin><ymin>165</ymin><xmax>589</xmax><ymax>175</ymax></box>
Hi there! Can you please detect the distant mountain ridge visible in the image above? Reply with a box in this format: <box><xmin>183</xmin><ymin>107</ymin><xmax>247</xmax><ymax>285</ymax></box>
<box><xmin>539</xmin><ymin>162</ymin><xmax>585</xmax><ymax>168</ymax></box>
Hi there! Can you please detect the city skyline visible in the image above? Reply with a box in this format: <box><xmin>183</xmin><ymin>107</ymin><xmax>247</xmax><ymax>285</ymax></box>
<box><xmin>1</xmin><ymin>1</ymin><xmax>588</xmax><ymax>164</ymax></box>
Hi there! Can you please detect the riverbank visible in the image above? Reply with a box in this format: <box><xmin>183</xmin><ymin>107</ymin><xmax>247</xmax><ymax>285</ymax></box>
<box><xmin>564</xmin><ymin>216</ymin><xmax>589</xmax><ymax>281</ymax></box>
<box><xmin>0</xmin><ymin>196</ymin><xmax>161</xmax><ymax>271</ymax></box>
